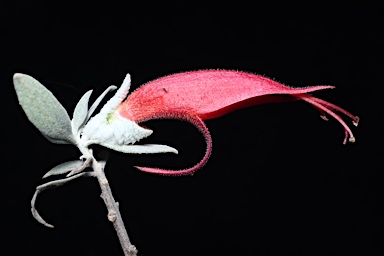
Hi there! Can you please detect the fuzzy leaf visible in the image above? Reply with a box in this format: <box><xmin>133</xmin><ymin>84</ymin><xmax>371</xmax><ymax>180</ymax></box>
<box><xmin>43</xmin><ymin>134</ymin><xmax>71</xmax><ymax>144</ymax></box>
<box><xmin>32</xmin><ymin>172</ymin><xmax>93</xmax><ymax>228</ymax></box>
<box><xmin>72</xmin><ymin>90</ymin><xmax>93</xmax><ymax>136</ymax></box>
<box><xmin>43</xmin><ymin>160</ymin><xmax>85</xmax><ymax>178</ymax></box>
<box><xmin>14</xmin><ymin>73</ymin><xmax>76</xmax><ymax>144</ymax></box>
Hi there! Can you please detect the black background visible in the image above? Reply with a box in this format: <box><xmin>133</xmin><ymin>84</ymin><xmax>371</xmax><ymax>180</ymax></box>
<box><xmin>2</xmin><ymin>2</ymin><xmax>383</xmax><ymax>256</ymax></box>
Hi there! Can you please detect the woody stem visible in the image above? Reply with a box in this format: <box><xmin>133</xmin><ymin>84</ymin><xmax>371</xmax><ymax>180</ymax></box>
<box><xmin>80</xmin><ymin>146</ymin><xmax>138</xmax><ymax>256</ymax></box>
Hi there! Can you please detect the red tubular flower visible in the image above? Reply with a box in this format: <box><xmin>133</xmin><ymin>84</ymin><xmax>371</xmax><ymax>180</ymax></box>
<box><xmin>115</xmin><ymin>70</ymin><xmax>358</xmax><ymax>176</ymax></box>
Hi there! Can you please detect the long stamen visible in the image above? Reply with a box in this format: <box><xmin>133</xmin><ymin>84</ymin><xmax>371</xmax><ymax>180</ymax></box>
<box><xmin>296</xmin><ymin>95</ymin><xmax>356</xmax><ymax>144</ymax></box>
<box><xmin>306</xmin><ymin>96</ymin><xmax>359</xmax><ymax>126</ymax></box>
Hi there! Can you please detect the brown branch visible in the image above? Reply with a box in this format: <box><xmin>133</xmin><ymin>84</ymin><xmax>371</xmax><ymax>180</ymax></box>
<box><xmin>91</xmin><ymin>158</ymin><xmax>138</xmax><ymax>256</ymax></box>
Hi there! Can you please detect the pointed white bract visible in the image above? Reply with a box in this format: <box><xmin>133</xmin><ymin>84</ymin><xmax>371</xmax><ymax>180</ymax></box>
<box><xmin>99</xmin><ymin>74</ymin><xmax>131</xmax><ymax>116</ymax></box>
<box><xmin>80</xmin><ymin>73</ymin><xmax>155</xmax><ymax>147</ymax></box>
<box><xmin>72</xmin><ymin>90</ymin><xmax>93</xmax><ymax>138</ymax></box>
<box><xmin>86</xmin><ymin>85</ymin><xmax>117</xmax><ymax>122</ymax></box>
<box><xmin>99</xmin><ymin>143</ymin><xmax>178</xmax><ymax>154</ymax></box>
<box><xmin>81</xmin><ymin>113</ymin><xmax>153</xmax><ymax>146</ymax></box>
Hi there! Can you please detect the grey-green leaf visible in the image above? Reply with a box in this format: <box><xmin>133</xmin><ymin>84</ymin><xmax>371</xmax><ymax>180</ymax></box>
<box><xmin>32</xmin><ymin>172</ymin><xmax>94</xmax><ymax>228</ymax></box>
<box><xmin>43</xmin><ymin>134</ymin><xmax>71</xmax><ymax>144</ymax></box>
<box><xmin>14</xmin><ymin>73</ymin><xmax>76</xmax><ymax>144</ymax></box>
<box><xmin>72</xmin><ymin>90</ymin><xmax>93</xmax><ymax>136</ymax></box>
<box><xmin>42</xmin><ymin>160</ymin><xmax>85</xmax><ymax>178</ymax></box>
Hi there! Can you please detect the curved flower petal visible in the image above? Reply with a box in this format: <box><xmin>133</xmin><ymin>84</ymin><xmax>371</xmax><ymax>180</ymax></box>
<box><xmin>134</xmin><ymin>115</ymin><xmax>212</xmax><ymax>176</ymax></box>
<box><xmin>117</xmin><ymin>70</ymin><xmax>335</xmax><ymax>121</ymax></box>
<box><xmin>115</xmin><ymin>70</ymin><xmax>358</xmax><ymax>176</ymax></box>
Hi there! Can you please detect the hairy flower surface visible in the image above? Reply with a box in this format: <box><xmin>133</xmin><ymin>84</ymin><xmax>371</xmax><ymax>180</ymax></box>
<box><xmin>85</xmin><ymin>70</ymin><xmax>358</xmax><ymax>175</ymax></box>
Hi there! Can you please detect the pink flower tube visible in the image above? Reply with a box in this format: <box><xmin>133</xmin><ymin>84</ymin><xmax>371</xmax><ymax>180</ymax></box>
<box><xmin>111</xmin><ymin>70</ymin><xmax>359</xmax><ymax>176</ymax></box>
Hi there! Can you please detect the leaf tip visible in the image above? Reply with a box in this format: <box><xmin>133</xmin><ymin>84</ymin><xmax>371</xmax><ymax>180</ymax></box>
<box><xmin>13</xmin><ymin>72</ymin><xmax>24</xmax><ymax>80</ymax></box>
<box><xmin>13</xmin><ymin>73</ymin><xmax>26</xmax><ymax>87</ymax></box>
<box><xmin>13</xmin><ymin>73</ymin><xmax>34</xmax><ymax>88</ymax></box>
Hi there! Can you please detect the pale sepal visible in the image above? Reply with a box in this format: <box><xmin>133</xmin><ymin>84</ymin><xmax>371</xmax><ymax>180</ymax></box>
<box><xmin>98</xmin><ymin>74</ymin><xmax>131</xmax><ymax>116</ymax></box>
<box><xmin>82</xmin><ymin>114</ymin><xmax>153</xmax><ymax>146</ymax></box>
<box><xmin>13</xmin><ymin>73</ymin><xmax>76</xmax><ymax>144</ymax></box>
<box><xmin>72</xmin><ymin>90</ymin><xmax>93</xmax><ymax>137</ymax></box>
<box><xmin>85</xmin><ymin>85</ymin><xmax>117</xmax><ymax>124</ymax></box>
<box><xmin>42</xmin><ymin>160</ymin><xmax>85</xmax><ymax>178</ymax></box>
<box><xmin>31</xmin><ymin>172</ymin><xmax>94</xmax><ymax>228</ymax></box>
<box><xmin>99</xmin><ymin>142</ymin><xmax>178</xmax><ymax>154</ymax></box>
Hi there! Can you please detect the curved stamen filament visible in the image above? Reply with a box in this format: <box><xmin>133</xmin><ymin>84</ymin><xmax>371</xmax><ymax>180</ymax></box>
<box><xmin>306</xmin><ymin>96</ymin><xmax>359</xmax><ymax>126</ymax></box>
<box><xmin>296</xmin><ymin>94</ymin><xmax>356</xmax><ymax>144</ymax></box>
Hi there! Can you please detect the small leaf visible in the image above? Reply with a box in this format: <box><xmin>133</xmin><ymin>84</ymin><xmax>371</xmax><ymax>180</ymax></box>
<box><xmin>66</xmin><ymin>157</ymin><xmax>92</xmax><ymax>177</ymax></box>
<box><xmin>31</xmin><ymin>190</ymin><xmax>53</xmax><ymax>228</ymax></box>
<box><xmin>99</xmin><ymin>143</ymin><xmax>178</xmax><ymax>154</ymax></box>
<box><xmin>13</xmin><ymin>73</ymin><xmax>76</xmax><ymax>144</ymax></box>
<box><xmin>43</xmin><ymin>160</ymin><xmax>85</xmax><ymax>178</ymax></box>
<box><xmin>72</xmin><ymin>90</ymin><xmax>93</xmax><ymax>136</ymax></box>
<box><xmin>31</xmin><ymin>172</ymin><xmax>94</xmax><ymax>228</ymax></box>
